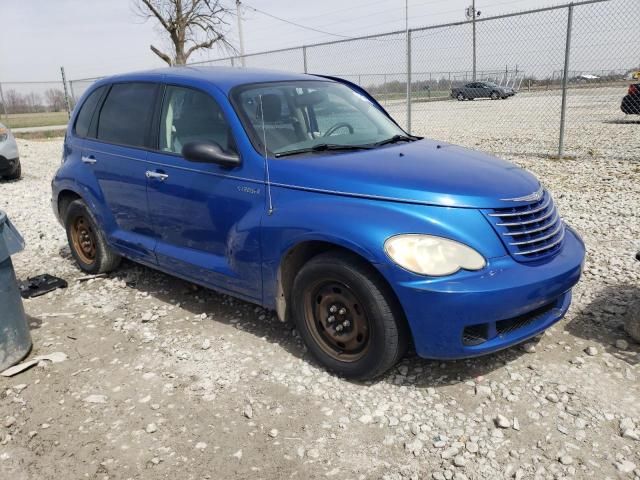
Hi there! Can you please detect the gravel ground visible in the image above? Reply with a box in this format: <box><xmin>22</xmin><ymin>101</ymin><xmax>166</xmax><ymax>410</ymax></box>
<box><xmin>0</xmin><ymin>131</ymin><xmax>639</xmax><ymax>480</ymax></box>
<box><xmin>389</xmin><ymin>86</ymin><xmax>639</xmax><ymax>161</ymax></box>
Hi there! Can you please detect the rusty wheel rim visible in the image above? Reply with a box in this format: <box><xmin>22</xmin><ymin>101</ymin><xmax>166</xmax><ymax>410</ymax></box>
<box><xmin>70</xmin><ymin>215</ymin><xmax>97</xmax><ymax>265</ymax></box>
<box><xmin>303</xmin><ymin>280</ymin><xmax>370</xmax><ymax>362</ymax></box>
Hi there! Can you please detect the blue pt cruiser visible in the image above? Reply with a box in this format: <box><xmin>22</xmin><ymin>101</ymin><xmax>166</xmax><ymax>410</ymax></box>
<box><xmin>52</xmin><ymin>67</ymin><xmax>585</xmax><ymax>379</ymax></box>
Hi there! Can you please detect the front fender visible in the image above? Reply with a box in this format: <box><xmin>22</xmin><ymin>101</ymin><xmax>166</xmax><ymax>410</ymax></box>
<box><xmin>260</xmin><ymin>187</ymin><xmax>507</xmax><ymax>309</ymax></box>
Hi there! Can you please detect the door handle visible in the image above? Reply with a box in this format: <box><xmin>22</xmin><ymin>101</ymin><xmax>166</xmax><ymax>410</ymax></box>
<box><xmin>145</xmin><ymin>171</ymin><xmax>169</xmax><ymax>181</ymax></box>
<box><xmin>81</xmin><ymin>155</ymin><xmax>97</xmax><ymax>164</ymax></box>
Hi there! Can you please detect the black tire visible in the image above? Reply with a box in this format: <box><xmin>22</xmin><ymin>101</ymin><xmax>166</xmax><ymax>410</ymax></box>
<box><xmin>64</xmin><ymin>199</ymin><xmax>121</xmax><ymax>274</ymax></box>
<box><xmin>490</xmin><ymin>91</ymin><xmax>499</xmax><ymax>100</ymax></box>
<box><xmin>291</xmin><ymin>251</ymin><xmax>409</xmax><ymax>379</ymax></box>
<box><xmin>456</xmin><ymin>93</ymin><xmax>465</xmax><ymax>101</ymax></box>
<box><xmin>4</xmin><ymin>162</ymin><xmax>21</xmax><ymax>180</ymax></box>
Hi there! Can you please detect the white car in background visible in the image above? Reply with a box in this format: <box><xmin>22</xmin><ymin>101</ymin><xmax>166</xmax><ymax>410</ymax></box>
<box><xmin>0</xmin><ymin>123</ymin><xmax>21</xmax><ymax>180</ymax></box>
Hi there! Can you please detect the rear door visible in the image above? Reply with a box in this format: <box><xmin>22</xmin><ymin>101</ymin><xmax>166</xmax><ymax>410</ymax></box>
<box><xmin>82</xmin><ymin>82</ymin><xmax>160</xmax><ymax>264</ymax></box>
<box><xmin>145</xmin><ymin>84</ymin><xmax>264</xmax><ymax>301</ymax></box>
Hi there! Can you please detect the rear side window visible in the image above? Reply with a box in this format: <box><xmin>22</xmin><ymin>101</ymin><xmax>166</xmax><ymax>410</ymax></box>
<box><xmin>74</xmin><ymin>86</ymin><xmax>106</xmax><ymax>138</ymax></box>
<box><xmin>97</xmin><ymin>83</ymin><xmax>157</xmax><ymax>147</ymax></box>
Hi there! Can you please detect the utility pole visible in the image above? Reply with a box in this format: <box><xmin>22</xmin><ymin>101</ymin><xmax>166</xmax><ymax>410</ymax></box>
<box><xmin>236</xmin><ymin>0</ymin><xmax>246</xmax><ymax>67</ymax></box>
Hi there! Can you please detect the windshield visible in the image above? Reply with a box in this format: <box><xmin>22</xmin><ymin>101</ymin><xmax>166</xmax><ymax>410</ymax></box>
<box><xmin>231</xmin><ymin>80</ymin><xmax>407</xmax><ymax>157</ymax></box>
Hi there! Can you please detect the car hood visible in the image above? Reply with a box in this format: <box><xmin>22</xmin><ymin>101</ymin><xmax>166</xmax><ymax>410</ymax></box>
<box><xmin>269</xmin><ymin>139</ymin><xmax>541</xmax><ymax>209</ymax></box>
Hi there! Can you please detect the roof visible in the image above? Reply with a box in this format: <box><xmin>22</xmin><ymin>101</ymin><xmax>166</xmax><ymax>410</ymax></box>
<box><xmin>100</xmin><ymin>66</ymin><xmax>316</xmax><ymax>93</ymax></box>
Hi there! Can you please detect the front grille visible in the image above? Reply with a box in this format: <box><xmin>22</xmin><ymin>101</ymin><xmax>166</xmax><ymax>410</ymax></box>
<box><xmin>495</xmin><ymin>302</ymin><xmax>555</xmax><ymax>336</ymax></box>
<box><xmin>462</xmin><ymin>324</ymin><xmax>489</xmax><ymax>346</ymax></box>
<box><xmin>484</xmin><ymin>189</ymin><xmax>565</xmax><ymax>262</ymax></box>
<box><xmin>462</xmin><ymin>301</ymin><xmax>557</xmax><ymax>346</ymax></box>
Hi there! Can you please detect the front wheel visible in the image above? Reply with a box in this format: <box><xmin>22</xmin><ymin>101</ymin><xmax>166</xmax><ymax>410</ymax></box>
<box><xmin>292</xmin><ymin>252</ymin><xmax>409</xmax><ymax>379</ymax></box>
<box><xmin>456</xmin><ymin>93</ymin><xmax>465</xmax><ymax>101</ymax></box>
<box><xmin>490</xmin><ymin>91</ymin><xmax>500</xmax><ymax>100</ymax></box>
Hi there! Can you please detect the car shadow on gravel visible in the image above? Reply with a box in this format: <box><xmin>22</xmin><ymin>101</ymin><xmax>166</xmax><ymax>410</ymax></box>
<box><xmin>88</xmin><ymin>259</ymin><xmax>534</xmax><ymax>387</ymax></box>
<box><xmin>564</xmin><ymin>284</ymin><xmax>640</xmax><ymax>366</ymax></box>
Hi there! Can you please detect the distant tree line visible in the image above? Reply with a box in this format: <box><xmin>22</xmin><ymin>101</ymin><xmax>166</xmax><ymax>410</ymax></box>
<box><xmin>0</xmin><ymin>88</ymin><xmax>67</xmax><ymax>114</ymax></box>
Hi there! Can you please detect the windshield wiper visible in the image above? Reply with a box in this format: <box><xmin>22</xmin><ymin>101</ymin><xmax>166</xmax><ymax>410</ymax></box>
<box><xmin>275</xmin><ymin>143</ymin><xmax>374</xmax><ymax>158</ymax></box>
<box><xmin>374</xmin><ymin>134</ymin><xmax>422</xmax><ymax>147</ymax></box>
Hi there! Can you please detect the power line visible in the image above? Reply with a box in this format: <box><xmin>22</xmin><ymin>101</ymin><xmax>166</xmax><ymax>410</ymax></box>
<box><xmin>241</xmin><ymin>2</ymin><xmax>358</xmax><ymax>40</ymax></box>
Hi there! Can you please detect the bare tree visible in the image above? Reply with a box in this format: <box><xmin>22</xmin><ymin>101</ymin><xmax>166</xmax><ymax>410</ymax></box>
<box><xmin>44</xmin><ymin>89</ymin><xmax>67</xmax><ymax>112</ymax></box>
<box><xmin>136</xmin><ymin>0</ymin><xmax>235</xmax><ymax>66</ymax></box>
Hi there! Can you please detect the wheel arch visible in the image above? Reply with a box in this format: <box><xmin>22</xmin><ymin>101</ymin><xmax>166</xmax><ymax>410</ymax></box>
<box><xmin>274</xmin><ymin>240</ymin><xmax>409</xmax><ymax>338</ymax></box>
<box><xmin>57</xmin><ymin>189</ymin><xmax>83</xmax><ymax>221</ymax></box>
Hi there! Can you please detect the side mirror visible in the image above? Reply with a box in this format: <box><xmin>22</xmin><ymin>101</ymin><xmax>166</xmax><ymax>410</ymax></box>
<box><xmin>182</xmin><ymin>142</ymin><xmax>240</xmax><ymax>168</ymax></box>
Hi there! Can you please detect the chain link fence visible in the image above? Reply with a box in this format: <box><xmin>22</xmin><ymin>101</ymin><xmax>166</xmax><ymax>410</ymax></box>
<box><xmin>190</xmin><ymin>0</ymin><xmax>638</xmax><ymax>160</ymax></box>
<box><xmin>0</xmin><ymin>79</ymin><xmax>70</xmax><ymax>129</ymax></box>
<box><xmin>2</xmin><ymin>0</ymin><xmax>637</xmax><ymax>160</ymax></box>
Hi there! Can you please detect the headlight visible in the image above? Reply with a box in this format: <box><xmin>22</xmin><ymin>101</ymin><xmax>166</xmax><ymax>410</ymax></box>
<box><xmin>384</xmin><ymin>234</ymin><xmax>486</xmax><ymax>276</ymax></box>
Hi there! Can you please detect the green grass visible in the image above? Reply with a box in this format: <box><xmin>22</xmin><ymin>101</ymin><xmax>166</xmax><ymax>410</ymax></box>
<box><xmin>13</xmin><ymin>130</ymin><xmax>65</xmax><ymax>140</ymax></box>
<box><xmin>2</xmin><ymin>111</ymin><xmax>69</xmax><ymax>129</ymax></box>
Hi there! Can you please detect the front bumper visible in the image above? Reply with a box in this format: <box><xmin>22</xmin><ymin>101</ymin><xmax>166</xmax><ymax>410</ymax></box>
<box><xmin>386</xmin><ymin>227</ymin><xmax>585</xmax><ymax>359</ymax></box>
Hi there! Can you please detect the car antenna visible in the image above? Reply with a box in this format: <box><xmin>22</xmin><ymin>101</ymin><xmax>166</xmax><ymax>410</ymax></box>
<box><xmin>258</xmin><ymin>94</ymin><xmax>274</xmax><ymax>215</ymax></box>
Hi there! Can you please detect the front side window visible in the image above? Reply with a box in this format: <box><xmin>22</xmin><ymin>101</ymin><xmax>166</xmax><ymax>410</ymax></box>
<box><xmin>232</xmin><ymin>81</ymin><xmax>406</xmax><ymax>157</ymax></box>
<box><xmin>96</xmin><ymin>83</ymin><xmax>157</xmax><ymax>147</ymax></box>
<box><xmin>159</xmin><ymin>85</ymin><xmax>235</xmax><ymax>155</ymax></box>
<box><xmin>74</xmin><ymin>86</ymin><xmax>106</xmax><ymax>138</ymax></box>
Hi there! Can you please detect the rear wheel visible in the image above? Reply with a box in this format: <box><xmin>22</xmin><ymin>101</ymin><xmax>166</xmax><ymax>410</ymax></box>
<box><xmin>456</xmin><ymin>93</ymin><xmax>465</xmax><ymax>101</ymax></box>
<box><xmin>490</xmin><ymin>91</ymin><xmax>499</xmax><ymax>100</ymax></box>
<box><xmin>65</xmin><ymin>199</ymin><xmax>121</xmax><ymax>274</ymax></box>
<box><xmin>292</xmin><ymin>251</ymin><xmax>409</xmax><ymax>379</ymax></box>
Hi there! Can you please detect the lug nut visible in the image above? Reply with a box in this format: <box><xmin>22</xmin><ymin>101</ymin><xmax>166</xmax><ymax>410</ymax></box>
<box><xmin>339</xmin><ymin>308</ymin><xmax>347</xmax><ymax>315</ymax></box>
<box><xmin>329</xmin><ymin>305</ymin><xmax>338</xmax><ymax>313</ymax></box>
<box><xmin>327</xmin><ymin>315</ymin><xmax>335</xmax><ymax>323</ymax></box>
<box><xmin>343</xmin><ymin>320</ymin><xmax>351</xmax><ymax>327</ymax></box>
<box><xmin>336</xmin><ymin>325</ymin><xmax>344</xmax><ymax>332</ymax></box>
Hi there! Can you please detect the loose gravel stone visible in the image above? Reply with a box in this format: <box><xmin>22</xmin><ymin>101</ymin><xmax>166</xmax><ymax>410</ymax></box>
<box><xmin>615</xmin><ymin>339</ymin><xmax>629</xmax><ymax>350</ymax></box>
<box><xmin>494</xmin><ymin>414</ymin><xmax>510</xmax><ymax>428</ymax></box>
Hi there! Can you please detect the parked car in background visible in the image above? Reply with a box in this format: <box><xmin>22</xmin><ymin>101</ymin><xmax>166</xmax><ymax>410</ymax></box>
<box><xmin>451</xmin><ymin>81</ymin><xmax>513</xmax><ymax>101</ymax></box>
<box><xmin>0</xmin><ymin>123</ymin><xmax>21</xmax><ymax>180</ymax></box>
<box><xmin>621</xmin><ymin>83</ymin><xmax>640</xmax><ymax>114</ymax></box>
<box><xmin>52</xmin><ymin>67</ymin><xmax>585</xmax><ymax>379</ymax></box>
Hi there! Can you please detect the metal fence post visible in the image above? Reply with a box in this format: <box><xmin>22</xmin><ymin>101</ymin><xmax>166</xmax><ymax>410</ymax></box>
<box><xmin>558</xmin><ymin>3</ymin><xmax>574</xmax><ymax>158</ymax></box>
<box><xmin>60</xmin><ymin>66</ymin><xmax>72</xmax><ymax>118</ymax></box>
<box><xmin>302</xmin><ymin>46</ymin><xmax>308</xmax><ymax>73</ymax></box>
<box><xmin>68</xmin><ymin>81</ymin><xmax>77</xmax><ymax>105</ymax></box>
<box><xmin>0</xmin><ymin>82</ymin><xmax>7</xmax><ymax>120</ymax></box>
<box><xmin>406</xmin><ymin>29</ymin><xmax>412</xmax><ymax>133</ymax></box>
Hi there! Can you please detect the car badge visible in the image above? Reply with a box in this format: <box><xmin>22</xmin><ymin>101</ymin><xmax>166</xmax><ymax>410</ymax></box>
<box><xmin>501</xmin><ymin>186</ymin><xmax>543</xmax><ymax>202</ymax></box>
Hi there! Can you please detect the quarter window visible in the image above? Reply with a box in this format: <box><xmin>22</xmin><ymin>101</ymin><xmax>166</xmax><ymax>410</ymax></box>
<box><xmin>159</xmin><ymin>86</ymin><xmax>235</xmax><ymax>155</ymax></box>
<box><xmin>74</xmin><ymin>86</ymin><xmax>106</xmax><ymax>138</ymax></box>
<box><xmin>97</xmin><ymin>83</ymin><xmax>157</xmax><ymax>147</ymax></box>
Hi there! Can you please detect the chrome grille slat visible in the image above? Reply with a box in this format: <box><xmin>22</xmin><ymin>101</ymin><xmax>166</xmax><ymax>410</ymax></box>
<box><xmin>487</xmin><ymin>195</ymin><xmax>551</xmax><ymax>217</ymax></box>
<box><xmin>502</xmin><ymin>211</ymin><xmax>560</xmax><ymax>236</ymax></box>
<box><xmin>508</xmin><ymin>221</ymin><xmax>563</xmax><ymax>246</ymax></box>
<box><xmin>484</xmin><ymin>189</ymin><xmax>565</xmax><ymax>263</ymax></box>
<box><xmin>513</xmin><ymin>228</ymin><xmax>565</xmax><ymax>255</ymax></box>
<box><xmin>496</xmin><ymin>205</ymin><xmax>556</xmax><ymax>226</ymax></box>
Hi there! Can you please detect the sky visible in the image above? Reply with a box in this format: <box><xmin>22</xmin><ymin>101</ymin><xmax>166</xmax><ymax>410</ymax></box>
<box><xmin>0</xmin><ymin>0</ymin><xmax>572</xmax><ymax>82</ymax></box>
